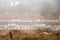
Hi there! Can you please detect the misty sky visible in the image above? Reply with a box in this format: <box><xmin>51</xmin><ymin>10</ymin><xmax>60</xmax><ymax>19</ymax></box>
<box><xmin>0</xmin><ymin>0</ymin><xmax>59</xmax><ymax>15</ymax></box>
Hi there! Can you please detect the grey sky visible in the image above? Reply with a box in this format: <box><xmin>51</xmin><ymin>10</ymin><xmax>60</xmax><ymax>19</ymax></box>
<box><xmin>0</xmin><ymin>0</ymin><xmax>59</xmax><ymax>15</ymax></box>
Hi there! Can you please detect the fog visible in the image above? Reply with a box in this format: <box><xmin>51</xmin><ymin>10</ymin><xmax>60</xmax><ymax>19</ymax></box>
<box><xmin>0</xmin><ymin>0</ymin><xmax>59</xmax><ymax>16</ymax></box>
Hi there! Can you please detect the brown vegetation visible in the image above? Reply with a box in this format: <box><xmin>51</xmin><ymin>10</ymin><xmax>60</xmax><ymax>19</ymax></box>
<box><xmin>0</xmin><ymin>30</ymin><xmax>60</xmax><ymax>40</ymax></box>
